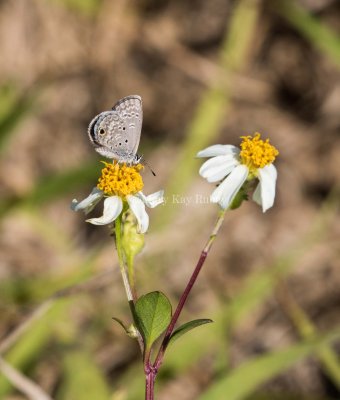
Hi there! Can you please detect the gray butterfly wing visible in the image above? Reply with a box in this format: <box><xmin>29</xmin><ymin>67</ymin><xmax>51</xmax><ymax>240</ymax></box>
<box><xmin>88</xmin><ymin>95</ymin><xmax>143</xmax><ymax>162</ymax></box>
<box><xmin>112</xmin><ymin>95</ymin><xmax>143</xmax><ymax>158</ymax></box>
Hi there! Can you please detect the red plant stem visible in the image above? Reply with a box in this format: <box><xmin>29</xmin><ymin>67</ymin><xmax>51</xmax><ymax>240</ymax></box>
<box><xmin>153</xmin><ymin>209</ymin><xmax>226</xmax><ymax>371</ymax></box>
<box><xmin>145</xmin><ymin>365</ymin><xmax>156</xmax><ymax>400</ymax></box>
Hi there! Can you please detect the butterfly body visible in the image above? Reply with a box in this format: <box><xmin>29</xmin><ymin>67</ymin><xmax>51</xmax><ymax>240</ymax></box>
<box><xmin>88</xmin><ymin>95</ymin><xmax>143</xmax><ymax>163</ymax></box>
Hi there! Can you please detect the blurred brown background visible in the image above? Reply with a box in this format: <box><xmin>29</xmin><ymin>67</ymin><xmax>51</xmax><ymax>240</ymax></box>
<box><xmin>0</xmin><ymin>0</ymin><xmax>339</xmax><ymax>399</ymax></box>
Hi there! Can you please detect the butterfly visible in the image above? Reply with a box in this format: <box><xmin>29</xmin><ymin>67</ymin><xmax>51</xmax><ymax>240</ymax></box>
<box><xmin>88</xmin><ymin>95</ymin><xmax>143</xmax><ymax>164</ymax></box>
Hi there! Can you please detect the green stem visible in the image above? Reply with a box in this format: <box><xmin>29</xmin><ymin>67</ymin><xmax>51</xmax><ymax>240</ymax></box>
<box><xmin>127</xmin><ymin>256</ymin><xmax>137</xmax><ymax>300</ymax></box>
<box><xmin>114</xmin><ymin>215</ymin><xmax>134</xmax><ymax>302</ymax></box>
<box><xmin>114</xmin><ymin>215</ymin><xmax>144</xmax><ymax>352</ymax></box>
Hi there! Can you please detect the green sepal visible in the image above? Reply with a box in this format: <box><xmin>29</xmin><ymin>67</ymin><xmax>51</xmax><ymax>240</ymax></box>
<box><xmin>169</xmin><ymin>318</ymin><xmax>213</xmax><ymax>345</ymax></box>
<box><xmin>112</xmin><ymin>317</ymin><xmax>140</xmax><ymax>340</ymax></box>
<box><xmin>121</xmin><ymin>210</ymin><xmax>145</xmax><ymax>267</ymax></box>
<box><xmin>230</xmin><ymin>186</ymin><xmax>248</xmax><ymax>210</ymax></box>
<box><xmin>126</xmin><ymin>324</ymin><xmax>139</xmax><ymax>339</ymax></box>
<box><xmin>135</xmin><ymin>291</ymin><xmax>172</xmax><ymax>350</ymax></box>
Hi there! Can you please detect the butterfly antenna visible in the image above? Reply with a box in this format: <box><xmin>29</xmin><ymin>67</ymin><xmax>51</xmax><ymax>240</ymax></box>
<box><xmin>136</xmin><ymin>154</ymin><xmax>156</xmax><ymax>176</ymax></box>
<box><xmin>143</xmin><ymin>160</ymin><xmax>156</xmax><ymax>176</ymax></box>
<box><xmin>145</xmin><ymin>161</ymin><xmax>156</xmax><ymax>176</ymax></box>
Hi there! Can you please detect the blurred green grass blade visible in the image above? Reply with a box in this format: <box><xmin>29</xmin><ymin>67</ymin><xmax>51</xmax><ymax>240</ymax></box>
<box><xmin>199</xmin><ymin>328</ymin><xmax>340</xmax><ymax>400</ymax></box>
<box><xmin>277</xmin><ymin>285</ymin><xmax>340</xmax><ymax>388</ymax></box>
<box><xmin>54</xmin><ymin>0</ymin><xmax>102</xmax><ymax>16</ymax></box>
<box><xmin>0</xmin><ymin>299</ymin><xmax>72</xmax><ymax>397</ymax></box>
<box><xmin>275</xmin><ymin>0</ymin><xmax>340</xmax><ymax>68</ymax></box>
<box><xmin>157</xmin><ymin>89</ymin><xmax>229</xmax><ymax>226</ymax></box>
<box><xmin>226</xmin><ymin>256</ymin><xmax>294</xmax><ymax>327</ymax></box>
<box><xmin>0</xmin><ymin>84</ymin><xmax>20</xmax><ymax>120</ymax></box>
<box><xmin>221</xmin><ymin>0</ymin><xmax>261</xmax><ymax>69</ymax></box>
<box><xmin>156</xmin><ymin>0</ymin><xmax>260</xmax><ymax>228</ymax></box>
<box><xmin>0</xmin><ymin>87</ymin><xmax>37</xmax><ymax>152</ymax></box>
<box><xmin>23</xmin><ymin>161</ymin><xmax>102</xmax><ymax>207</ymax></box>
<box><xmin>116</xmin><ymin>363</ymin><xmax>145</xmax><ymax>400</ymax></box>
<box><xmin>247</xmin><ymin>394</ymin><xmax>326</xmax><ymax>400</ymax></box>
<box><xmin>57</xmin><ymin>349</ymin><xmax>110</xmax><ymax>400</ymax></box>
<box><xmin>0</xmin><ymin>249</ymin><xmax>101</xmax><ymax>304</ymax></box>
<box><xmin>317</xmin><ymin>345</ymin><xmax>340</xmax><ymax>387</ymax></box>
<box><xmin>0</xmin><ymin>160</ymin><xmax>101</xmax><ymax>218</ymax></box>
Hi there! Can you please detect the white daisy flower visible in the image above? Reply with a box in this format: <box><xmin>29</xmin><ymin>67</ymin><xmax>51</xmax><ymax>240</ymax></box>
<box><xmin>71</xmin><ymin>161</ymin><xmax>164</xmax><ymax>233</ymax></box>
<box><xmin>197</xmin><ymin>133</ymin><xmax>279</xmax><ymax>212</ymax></box>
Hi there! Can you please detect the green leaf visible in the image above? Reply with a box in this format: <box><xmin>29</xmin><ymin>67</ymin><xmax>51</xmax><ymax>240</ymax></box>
<box><xmin>169</xmin><ymin>319</ymin><xmax>213</xmax><ymax>345</ymax></box>
<box><xmin>135</xmin><ymin>291</ymin><xmax>172</xmax><ymax>349</ymax></box>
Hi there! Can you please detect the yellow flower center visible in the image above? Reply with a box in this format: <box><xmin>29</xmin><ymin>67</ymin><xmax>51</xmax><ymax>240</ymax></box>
<box><xmin>97</xmin><ymin>161</ymin><xmax>144</xmax><ymax>198</ymax></box>
<box><xmin>239</xmin><ymin>133</ymin><xmax>279</xmax><ymax>174</ymax></box>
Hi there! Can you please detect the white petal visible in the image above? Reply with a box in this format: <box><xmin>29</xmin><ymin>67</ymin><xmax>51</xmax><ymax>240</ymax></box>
<box><xmin>71</xmin><ymin>187</ymin><xmax>103</xmax><ymax>214</ymax></box>
<box><xmin>199</xmin><ymin>155</ymin><xmax>240</xmax><ymax>183</ymax></box>
<box><xmin>86</xmin><ymin>196</ymin><xmax>123</xmax><ymax>225</ymax></box>
<box><xmin>127</xmin><ymin>195</ymin><xmax>149</xmax><ymax>234</ymax></box>
<box><xmin>211</xmin><ymin>165</ymin><xmax>249</xmax><ymax>209</ymax></box>
<box><xmin>197</xmin><ymin>145</ymin><xmax>239</xmax><ymax>158</ymax></box>
<box><xmin>254</xmin><ymin>164</ymin><xmax>277</xmax><ymax>212</ymax></box>
<box><xmin>136</xmin><ymin>190</ymin><xmax>164</xmax><ymax>208</ymax></box>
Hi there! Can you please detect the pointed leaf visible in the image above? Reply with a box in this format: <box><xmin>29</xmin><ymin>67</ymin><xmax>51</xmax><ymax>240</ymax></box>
<box><xmin>112</xmin><ymin>317</ymin><xmax>128</xmax><ymax>333</ymax></box>
<box><xmin>135</xmin><ymin>291</ymin><xmax>172</xmax><ymax>349</ymax></box>
<box><xmin>169</xmin><ymin>319</ymin><xmax>213</xmax><ymax>345</ymax></box>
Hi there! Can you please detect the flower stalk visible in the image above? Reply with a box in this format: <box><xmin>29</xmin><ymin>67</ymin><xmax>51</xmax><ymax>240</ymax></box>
<box><xmin>145</xmin><ymin>208</ymin><xmax>227</xmax><ymax>392</ymax></box>
<box><xmin>114</xmin><ymin>214</ymin><xmax>134</xmax><ymax>302</ymax></box>
<box><xmin>115</xmin><ymin>214</ymin><xmax>145</xmax><ymax>353</ymax></box>
<box><xmin>145</xmin><ymin>367</ymin><xmax>156</xmax><ymax>400</ymax></box>
<box><xmin>140</xmin><ymin>208</ymin><xmax>227</xmax><ymax>399</ymax></box>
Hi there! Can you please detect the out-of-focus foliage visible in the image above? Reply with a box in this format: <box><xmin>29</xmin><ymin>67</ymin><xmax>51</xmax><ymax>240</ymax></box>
<box><xmin>53</xmin><ymin>0</ymin><xmax>102</xmax><ymax>16</ymax></box>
